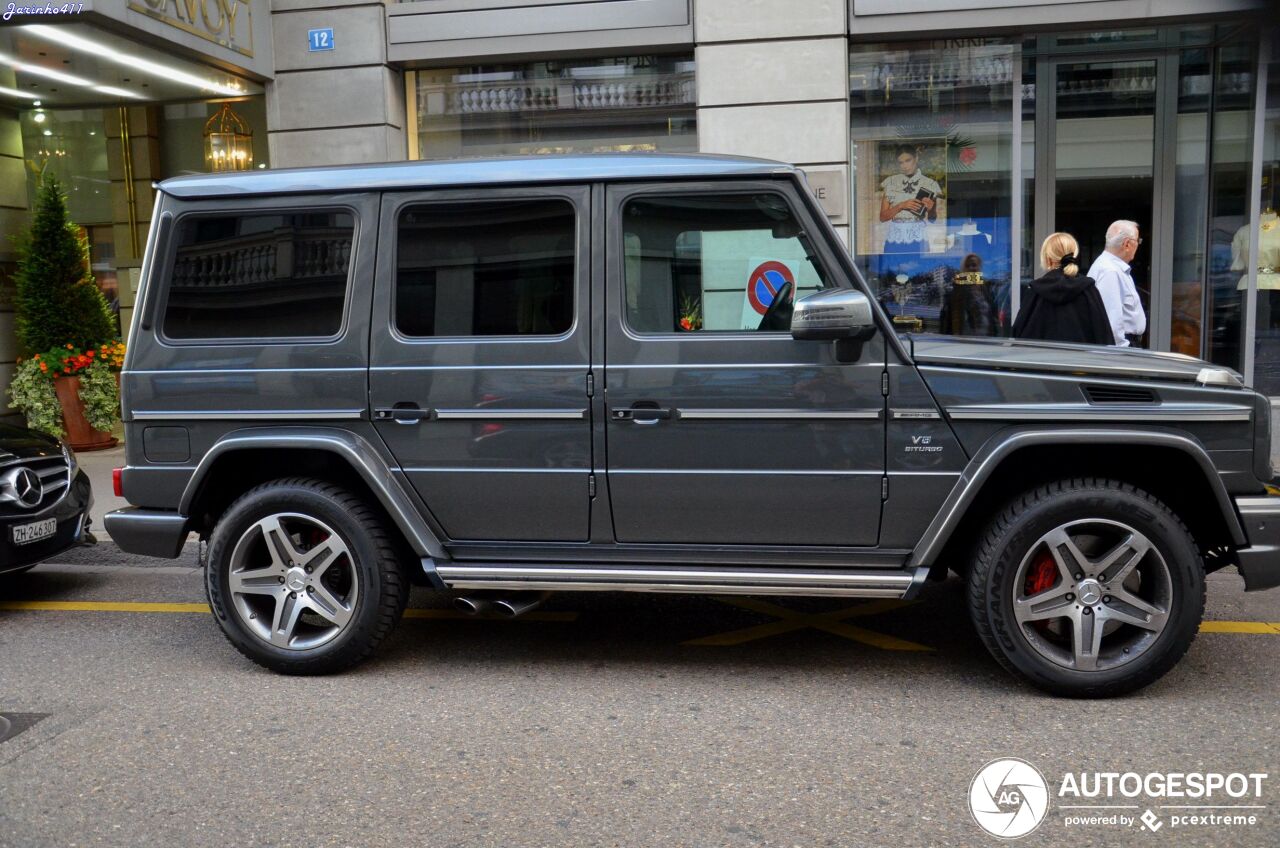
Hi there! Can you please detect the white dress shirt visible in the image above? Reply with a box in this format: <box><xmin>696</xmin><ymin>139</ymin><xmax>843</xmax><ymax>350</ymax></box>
<box><xmin>1088</xmin><ymin>250</ymin><xmax>1146</xmax><ymax>346</ymax></box>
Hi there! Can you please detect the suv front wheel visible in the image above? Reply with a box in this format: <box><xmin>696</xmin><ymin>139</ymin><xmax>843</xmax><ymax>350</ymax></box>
<box><xmin>205</xmin><ymin>478</ymin><xmax>408</xmax><ymax>674</ymax></box>
<box><xmin>969</xmin><ymin>479</ymin><xmax>1205</xmax><ymax>697</ymax></box>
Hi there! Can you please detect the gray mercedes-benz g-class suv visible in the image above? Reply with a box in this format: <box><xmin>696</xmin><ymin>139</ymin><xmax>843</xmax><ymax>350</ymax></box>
<box><xmin>105</xmin><ymin>154</ymin><xmax>1280</xmax><ymax>696</ymax></box>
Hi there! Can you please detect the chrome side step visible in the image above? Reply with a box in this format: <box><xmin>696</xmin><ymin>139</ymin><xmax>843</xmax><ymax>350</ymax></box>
<box><xmin>434</xmin><ymin>564</ymin><xmax>922</xmax><ymax>598</ymax></box>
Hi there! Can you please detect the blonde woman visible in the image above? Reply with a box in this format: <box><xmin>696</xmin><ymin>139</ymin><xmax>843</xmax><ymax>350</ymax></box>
<box><xmin>1013</xmin><ymin>232</ymin><xmax>1113</xmax><ymax>345</ymax></box>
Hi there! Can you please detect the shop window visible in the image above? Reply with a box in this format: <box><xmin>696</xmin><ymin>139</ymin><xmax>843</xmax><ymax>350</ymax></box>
<box><xmin>850</xmin><ymin>39</ymin><xmax>1018</xmax><ymax>337</ymax></box>
<box><xmin>163</xmin><ymin>210</ymin><xmax>354</xmax><ymax>341</ymax></box>
<box><xmin>412</xmin><ymin>55</ymin><xmax>696</xmax><ymax>159</ymax></box>
<box><xmin>1252</xmin><ymin>39</ymin><xmax>1280</xmax><ymax>396</ymax></box>
<box><xmin>394</xmin><ymin>199</ymin><xmax>575</xmax><ymax>337</ymax></box>
<box><xmin>621</xmin><ymin>193</ymin><xmax>831</xmax><ymax>334</ymax></box>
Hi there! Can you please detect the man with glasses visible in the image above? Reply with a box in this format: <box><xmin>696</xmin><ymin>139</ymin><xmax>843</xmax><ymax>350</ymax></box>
<box><xmin>1088</xmin><ymin>219</ymin><xmax>1147</xmax><ymax>347</ymax></box>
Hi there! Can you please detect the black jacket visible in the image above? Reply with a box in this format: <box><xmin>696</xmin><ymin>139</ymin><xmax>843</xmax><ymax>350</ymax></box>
<box><xmin>1013</xmin><ymin>269</ymin><xmax>1113</xmax><ymax>345</ymax></box>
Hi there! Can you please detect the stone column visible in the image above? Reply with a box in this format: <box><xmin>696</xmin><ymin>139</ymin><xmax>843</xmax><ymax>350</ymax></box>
<box><xmin>0</xmin><ymin>106</ymin><xmax>27</xmax><ymax>419</ymax></box>
<box><xmin>694</xmin><ymin>0</ymin><xmax>851</xmax><ymax>246</ymax></box>
<box><xmin>267</xmin><ymin>0</ymin><xmax>406</xmax><ymax>167</ymax></box>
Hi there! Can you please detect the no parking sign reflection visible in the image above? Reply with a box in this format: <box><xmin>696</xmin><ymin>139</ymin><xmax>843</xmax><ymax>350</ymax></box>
<box><xmin>746</xmin><ymin>260</ymin><xmax>795</xmax><ymax>316</ymax></box>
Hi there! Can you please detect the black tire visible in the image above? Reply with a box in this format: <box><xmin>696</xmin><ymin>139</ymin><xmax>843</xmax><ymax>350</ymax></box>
<box><xmin>969</xmin><ymin>478</ymin><xmax>1205</xmax><ymax>698</ymax></box>
<box><xmin>205</xmin><ymin>477</ymin><xmax>408</xmax><ymax>674</ymax></box>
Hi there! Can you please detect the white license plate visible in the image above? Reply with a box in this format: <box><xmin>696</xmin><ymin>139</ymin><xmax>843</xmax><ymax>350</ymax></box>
<box><xmin>12</xmin><ymin>518</ymin><xmax>57</xmax><ymax>546</ymax></box>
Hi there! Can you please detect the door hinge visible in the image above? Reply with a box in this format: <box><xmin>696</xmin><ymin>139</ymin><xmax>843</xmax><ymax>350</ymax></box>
<box><xmin>588</xmin><ymin>474</ymin><xmax>597</xmax><ymax>498</ymax></box>
<box><xmin>881</xmin><ymin>371</ymin><xmax>890</xmax><ymax>396</ymax></box>
<box><xmin>881</xmin><ymin>476</ymin><xmax>889</xmax><ymax>500</ymax></box>
<box><xmin>586</xmin><ymin>372</ymin><xmax>595</xmax><ymax>397</ymax></box>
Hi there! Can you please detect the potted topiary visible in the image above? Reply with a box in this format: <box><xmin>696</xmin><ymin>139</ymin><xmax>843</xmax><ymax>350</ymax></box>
<box><xmin>7</xmin><ymin>176</ymin><xmax>122</xmax><ymax>450</ymax></box>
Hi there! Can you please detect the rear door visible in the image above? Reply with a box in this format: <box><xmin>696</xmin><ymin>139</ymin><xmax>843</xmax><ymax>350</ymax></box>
<box><xmin>370</xmin><ymin>186</ymin><xmax>592</xmax><ymax>542</ymax></box>
<box><xmin>603</xmin><ymin>181</ymin><xmax>886</xmax><ymax>546</ymax></box>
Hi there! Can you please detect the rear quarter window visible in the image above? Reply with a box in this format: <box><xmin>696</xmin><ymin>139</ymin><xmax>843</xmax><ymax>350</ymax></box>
<box><xmin>162</xmin><ymin>209</ymin><xmax>354</xmax><ymax>341</ymax></box>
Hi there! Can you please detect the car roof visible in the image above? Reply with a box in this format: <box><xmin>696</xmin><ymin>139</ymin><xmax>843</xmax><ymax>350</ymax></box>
<box><xmin>157</xmin><ymin>153</ymin><xmax>798</xmax><ymax>199</ymax></box>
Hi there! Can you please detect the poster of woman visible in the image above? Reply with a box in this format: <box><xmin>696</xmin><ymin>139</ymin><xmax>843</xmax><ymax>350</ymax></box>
<box><xmin>876</xmin><ymin>141</ymin><xmax>947</xmax><ymax>256</ymax></box>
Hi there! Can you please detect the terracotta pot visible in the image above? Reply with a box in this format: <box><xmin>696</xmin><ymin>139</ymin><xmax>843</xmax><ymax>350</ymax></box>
<box><xmin>53</xmin><ymin>375</ymin><xmax>117</xmax><ymax>451</ymax></box>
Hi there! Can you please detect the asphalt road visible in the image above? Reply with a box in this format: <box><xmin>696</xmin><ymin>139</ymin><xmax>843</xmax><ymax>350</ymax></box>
<box><xmin>2</xmin><ymin>541</ymin><xmax>1278</xmax><ymax>848</ymax></box>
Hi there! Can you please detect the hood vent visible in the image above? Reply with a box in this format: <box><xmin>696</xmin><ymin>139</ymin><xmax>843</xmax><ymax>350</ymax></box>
<box><xmin>1083</xmin><ymin>385</ymin><xmax>1158</xmax><ymax>405</ymax></box>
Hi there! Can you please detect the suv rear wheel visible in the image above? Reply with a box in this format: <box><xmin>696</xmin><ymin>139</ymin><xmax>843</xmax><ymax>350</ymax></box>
<box><xmin>969</xmin><ymin>479</ymin><xmax>1205</xmax><ymax>697</ymax></box>
<box><xmin>205</xmin><ymin>478</ymin><xmax>407</xmax><ymax>674</ymax></box>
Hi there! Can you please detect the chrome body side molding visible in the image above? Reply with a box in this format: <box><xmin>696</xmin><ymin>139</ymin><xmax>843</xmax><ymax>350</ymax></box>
<box><xmin>945</xmin><ymin>403</ymin><xmax>1252</xmax><ymax>422</ymax></box>
<box><xmin>676</xmin><ymin>408</ymin><xmax>882</xmax><ymax>420</ymax></box>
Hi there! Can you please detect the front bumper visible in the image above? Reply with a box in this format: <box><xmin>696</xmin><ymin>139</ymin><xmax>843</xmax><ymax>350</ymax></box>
<box><xmin>1233</xmin><ymin>496</ymin><xmax>1280</xmax><ymax>591</ymax></box>
<box><xmin>0</xmin><ymin>468</ymin><xmax>95</xmax><ymax>573</ymax></box>
<box><xmin>103</xmin><ymin>508</ymin><xmax>189</xmax><ymax>559</ymax></box>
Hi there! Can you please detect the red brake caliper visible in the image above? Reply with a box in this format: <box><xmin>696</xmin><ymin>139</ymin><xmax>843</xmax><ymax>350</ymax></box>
<box><xmin>1024</xmin><ymin>550</ymin><xmax>1058</xmax><ymax>633</ymax></box>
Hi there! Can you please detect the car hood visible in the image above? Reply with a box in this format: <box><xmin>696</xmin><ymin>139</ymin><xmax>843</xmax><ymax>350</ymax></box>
<box><xmin>908</xmin><ymin>335</ymin><xmax>1241</xmax><ymax>386</ymax></box>
<box><xmin>0</xmin><ymin>421</ymin><xmax>60</xmax><ymax>461</ymax></box>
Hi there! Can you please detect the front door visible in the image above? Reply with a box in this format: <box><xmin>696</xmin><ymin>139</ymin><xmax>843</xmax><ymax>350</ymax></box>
<box><xmin>603</xmin><ymin>182</ymin><xmax>886</xmax><ymax>546</ymax></box>
<box><xmin>370</xmin><ymin>186</ymin><xmax>592</xmax><ymax>541</ymax></box>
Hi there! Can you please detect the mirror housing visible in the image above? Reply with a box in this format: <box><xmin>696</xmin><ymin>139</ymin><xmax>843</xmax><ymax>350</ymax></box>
<box><xmin>790</xmin><ymin>288</ymin><xmax>877</xmax><ymax>342</ymax></box>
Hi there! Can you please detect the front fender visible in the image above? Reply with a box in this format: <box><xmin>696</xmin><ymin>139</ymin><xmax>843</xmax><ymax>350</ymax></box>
<box><xmin>907</xmin><ymin>428</ymin><xmax>1247</xmax><ymax>569</ymax></box>
<box><xmin>180</xmin><ymin>427</ymin><xmax>448</xmax><ymax>561</ymax></box>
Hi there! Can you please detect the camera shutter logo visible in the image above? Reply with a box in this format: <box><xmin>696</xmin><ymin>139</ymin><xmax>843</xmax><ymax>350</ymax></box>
<box><xmin>969</xmin><ymin>758</ymin><xmax>1050</xmax><ymax>839</ymax></box>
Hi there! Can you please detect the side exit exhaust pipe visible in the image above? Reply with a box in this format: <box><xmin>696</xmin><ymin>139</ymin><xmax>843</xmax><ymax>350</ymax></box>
<box><xmin>452</xmin><ymin>595</ymin><xmax>495</xmax><ymax>616</ymax></box>
<box><xmin>492</xmin><ymin>592</ymin><xmax>550</xmax><ymax>618</ymax></box>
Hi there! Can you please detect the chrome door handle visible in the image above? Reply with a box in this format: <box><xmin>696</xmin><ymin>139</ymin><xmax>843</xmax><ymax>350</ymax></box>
<box><xmin>373</xmin><ymin>405</ymin><xmax>433</xmax><ymax>424</ymax></box>
<box><xmin>612</xmin><ymin>405</ymin><xmax>673</xmax><ymax>424</ymax></box>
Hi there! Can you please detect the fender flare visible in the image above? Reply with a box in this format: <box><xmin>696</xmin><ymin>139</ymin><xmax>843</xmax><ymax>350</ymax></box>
<box><xmin>908</xmin><ymin>427</ymin><xmax>1246</xmax><ymax>569</ymax></box>
<box><xmin>180</xmin><ymin>427</ymin><xmax>449</xmax><ymax>561</ymax></box>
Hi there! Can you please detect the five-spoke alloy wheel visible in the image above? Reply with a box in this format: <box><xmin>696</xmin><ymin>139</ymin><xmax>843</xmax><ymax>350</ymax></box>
<box><xmin>970</xmin><ymin>479</ymin><xmax>1205</xmax><ymax>698</ymax></box>
<box><xmin>227</xmin><ymin>513</ymin><xmax>359</xmax><ymax>651</ymax></box>
<box><xmin>206</xmin><ymin>478</ymin><xmax>407</xmax><ymax>674</ymax></box>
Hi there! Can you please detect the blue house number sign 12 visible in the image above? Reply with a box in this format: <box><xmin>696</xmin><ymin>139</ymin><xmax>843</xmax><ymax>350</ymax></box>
<box><xmin>308</xmin><ymin>28</ymin><xmax>334</xmax><ymax>52</ymax></box>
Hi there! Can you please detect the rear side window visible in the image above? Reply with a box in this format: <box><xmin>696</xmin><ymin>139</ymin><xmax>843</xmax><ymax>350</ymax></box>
<box><xmin>163</xmin><ymin>210</ymin><xmax>354</xmax><ymax>340</ymax></box>
<box><xmin>395</xmin><ymin>199</ymin><xmax>575</xmax><ymax>337</ymax></box>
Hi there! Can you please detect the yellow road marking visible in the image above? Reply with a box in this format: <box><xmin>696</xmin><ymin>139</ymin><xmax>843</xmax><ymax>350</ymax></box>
<box><xmin>0</xmin><ymin>600</ymin><xmax>576</xmax><ymax>622</ymax></box>
<box><xmin>685</xmin><ymin>597</ymin><xmax>934</xmax><ymax>651</ymax></box>
<box><xmin>0</xmin><ymin>601</ymin><xmax>209</xmax><ymax>613</ymax></box>
<box><xmin>1200</xmin><ymin>621</ymin><xmax>1280</xmax><ymax>635</ymax></box>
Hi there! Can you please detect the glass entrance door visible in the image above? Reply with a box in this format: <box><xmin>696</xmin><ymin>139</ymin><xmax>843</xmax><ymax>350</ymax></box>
<box><xmin>1049</xmin><ymin>58</ymin><xmax>1159</xmax><ymax>347</ymax></box>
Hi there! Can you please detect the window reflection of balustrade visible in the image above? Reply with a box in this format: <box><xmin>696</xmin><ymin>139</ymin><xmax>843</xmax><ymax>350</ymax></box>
<box><xmin>420</xmin><ymin>76</ymin><xmax>696</xmax><ymax>117</ymax></box>
<box><xmin>171</xmin><ymin>228</ymin><xmax>352</xmax><ymax>289</ymax></box>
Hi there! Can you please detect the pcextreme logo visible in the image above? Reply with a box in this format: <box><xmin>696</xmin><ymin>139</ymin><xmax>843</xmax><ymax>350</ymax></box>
<box><xmin>968</xmin><ymin>758</ymin><xmax>1269</xmax><ymax>839</ymax></box>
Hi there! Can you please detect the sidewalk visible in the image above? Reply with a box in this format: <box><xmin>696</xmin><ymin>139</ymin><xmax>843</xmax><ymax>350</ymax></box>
<box><xmin>77</xmin><ymin>442</ymin><xmax>126</xmax><ymax>538</ymax></box>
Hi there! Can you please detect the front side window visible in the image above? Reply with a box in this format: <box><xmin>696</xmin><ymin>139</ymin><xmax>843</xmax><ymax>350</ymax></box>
<box><xmin>622</xmin><ymin>193</ymin><xmax>832</xmax><ymax>334</ymax></box>
<box><xmin>164</xmin><ymin>210</ymin><xmax>353</xmax><ymax>340</ymax></box>
<box><xmin>395</xmin><ymin>199</ymin><xmax>575</xmax><ymax>337</ymax></box>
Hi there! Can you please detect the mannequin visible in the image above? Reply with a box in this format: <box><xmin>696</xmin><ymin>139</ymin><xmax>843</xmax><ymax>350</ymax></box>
<box><xmin>1233</xmin><ymin>207</ymin><xmax>1280</xmax><ymax>291</ymax></box>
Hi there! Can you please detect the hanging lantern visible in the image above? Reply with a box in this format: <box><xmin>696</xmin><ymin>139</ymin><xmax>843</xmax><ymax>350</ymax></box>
<box><xmin>204</xmin><ymin>102</ymin><xmax>253</xmax><ymax>172</ymax></box>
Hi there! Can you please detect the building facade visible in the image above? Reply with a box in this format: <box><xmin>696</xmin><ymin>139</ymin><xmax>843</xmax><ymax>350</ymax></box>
<box><xmin>1</xmin><ymin>0</ymin><xmax>1278</xmax><ymax>413</ymax></box>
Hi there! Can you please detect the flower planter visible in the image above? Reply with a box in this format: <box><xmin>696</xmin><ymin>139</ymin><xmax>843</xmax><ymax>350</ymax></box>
<box><xmin>54</xmin><ymin>375</ymin><xmax>117</xmax><ymax>451</ymax></box>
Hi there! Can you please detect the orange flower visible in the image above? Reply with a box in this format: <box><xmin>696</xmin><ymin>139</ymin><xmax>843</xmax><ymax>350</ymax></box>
<box><xmin>66</xmin><ymin>344</ymin><xmax>73</xmax><ymax>349</ymax></box>
<box><xmin>679</xmin><ymin>317</ymin><xmax>693</xmax><ymax>331</ymax></box>
<box><xmin>39</xmin><ymin>363</ymin><xmax>47</xmax><ymax>372</ymax></box>
<box><xmin>86</xmin><ymin>350</ymin><xmax>95</xmax><ymax>357</ymax></box>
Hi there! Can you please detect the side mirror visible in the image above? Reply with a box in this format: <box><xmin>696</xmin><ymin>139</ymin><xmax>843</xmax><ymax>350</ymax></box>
<box><xmin>790</xmin><ymin>288</ymin><xmax>877</xmax><ymax>342</ymax></box>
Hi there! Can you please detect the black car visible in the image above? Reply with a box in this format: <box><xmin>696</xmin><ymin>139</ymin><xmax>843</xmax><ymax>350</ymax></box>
<box><xmin>0</xmin><ymin>422</ymin><xmax>95</xmax><ymax>575</ymax></box>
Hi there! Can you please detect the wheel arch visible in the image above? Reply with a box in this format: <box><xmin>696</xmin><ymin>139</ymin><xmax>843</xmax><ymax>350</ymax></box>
<box><xmin>181</xmin><ymin>428</ymin><xmax>448</xmax><ymax>562</ymax></box>
<box><xmin>910</xmin><ymin>428</ymin><xmax>1247</xmax><ymax>574</ymax></box>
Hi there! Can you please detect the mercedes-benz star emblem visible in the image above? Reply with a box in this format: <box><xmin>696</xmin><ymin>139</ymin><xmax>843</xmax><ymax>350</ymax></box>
<box><xmin>6</xmin><ymin>467</ymin><xmax>44</xmax><ymax>509</ymax></box>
